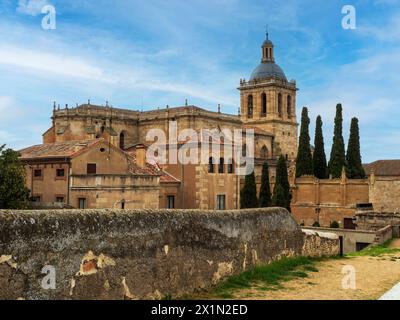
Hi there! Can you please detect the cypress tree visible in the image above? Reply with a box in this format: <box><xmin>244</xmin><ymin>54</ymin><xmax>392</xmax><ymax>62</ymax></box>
<box><xmin>273</xmin><ymin>155</ymin><xmax>291</xmax><ymax>211</ymax></box>
<box><xmin>240</xmin><ymin>171</ymin><xmax>258</xmax><ymax>209</ymax></box>
<box><xmin>296</xmin><ymin>107</ymin><xmax>313</xmax><ymax>177</ymax></box>
<box><xmin>272</xmin><ymin>184</ymin><xmax>286</xmax><ymax>209</ymax></box>
<box><xmin>346</xmin><ymin>118</ymin><xmax>366</xmax><ymax>179</ymax></box>
<box><xmin>328</xmin><ymin>104</ymin><xmax>346</xmax><ymax>178</ymax></box>
<box><xmin>313</xmin><ymin>116</ymin><xmax>328</xmax><ymax>179</ymax></box>
<box><xmin>259</xmin><ymin>162</ymin><xmax>272</xmax><ymax>207</ymax></box>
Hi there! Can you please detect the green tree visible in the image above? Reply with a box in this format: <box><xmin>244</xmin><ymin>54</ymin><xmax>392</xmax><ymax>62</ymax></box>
<box><xmin>273</xmin><ymin>155</ymin><xmax>291</xmax><ymax>211</ymax></box>
<box><xmin>328</xmin><ymin>104</ymin><xmax>346</xmax><ymax>178</ymax></box>
<box><xmin>259</xmin><ymin>162</ymin><xmax>272</xmax><ymax>207</ymax></box>
<box><xmin>296</xmin><ymin>107</ymin><xmax>313</xmax><ymax>177</ymax></box>
<box><xmin>313</xmin><ymin>116</ymin><xmax>328</xmax><ymax>179</ymax></box>
<box><xmin>346</xmin><ymin>117</ymin><xmax>366</xmax><ymax>179</ymax></box>
<box><xmin>0</xmin><ymin>145</ymin><xmax>30</xmax><ymax>209</ymax></box>
<box><xmin>240</xmin><ymin>171</ymin><xmax>258</xmax><ymax>209</ymax></box>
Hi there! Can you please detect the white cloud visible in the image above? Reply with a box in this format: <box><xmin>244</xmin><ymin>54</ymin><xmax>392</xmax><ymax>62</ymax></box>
<box><xmin>16</xmin><ymin>0</ymin><xmax>50</xmax><ymax>16</ymax></box>
<box><xmin>358</xmin><ymin>12</ymin><xmax>400</xmax><ymax>42</ymax></box>
<box><xmin>0</xmin><ymin>45</ymin><xmax>106</xmax><ymax>80</ymax></box>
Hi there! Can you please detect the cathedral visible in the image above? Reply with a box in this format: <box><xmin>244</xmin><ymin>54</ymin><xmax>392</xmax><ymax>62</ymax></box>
<box><xmin>20</xmin><ymin>34</ymin><xmax>299</xmax><ymax>210</ymax></box>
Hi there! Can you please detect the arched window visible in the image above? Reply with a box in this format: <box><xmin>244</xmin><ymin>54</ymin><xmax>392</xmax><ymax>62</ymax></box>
<box><xmin>242</xmin><ymin>144</ymin><xmax>247</xmax><ymax>157</ymax></box>
<box><xmin>261</xmin><ymin>93</ymin><xmax>267</xmax><ymax>116</ymax></box>
<box><xmin>278</xmin><ymin>93</ymin><xmax>282</xmax><ymax>117</ymax></box>
<box><xmin>218</xmin><ymin>158</ymin><xmax>225</xmax><ymax>174</ymax></box>
<box><xmin>100</xmin><ymin>125</ymin><xmax>105</xmax><ymax>134</ymax></box>
<box><xmin>208</xmin><ymin>157</ymin><xmax>215</xmax><ymax>173</ymax></box>
<box><xmin>261</xmin><ymin>146</ymin><xmax>269</xmax><ymax>159</ymax></box>
<box><xmin>247</xmin><ymin>95</ymin><xmax>253</xmax><ymax>118</ymax></box>
<box><xmin>287</xmin><ymin>95</ymin><xmax>292</xmax><ymax>118</ymax></box>
<box><xmin>119</xmin><ymin>131</ymin><xmax>125</xmax><ymax>149</ymax></box>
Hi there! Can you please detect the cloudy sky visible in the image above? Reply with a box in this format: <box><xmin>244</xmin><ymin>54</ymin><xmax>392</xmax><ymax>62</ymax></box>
<box><xmin>0</xmin><ymin>0</ymin><xmax>399</xmax><ymax>162</ymax></box>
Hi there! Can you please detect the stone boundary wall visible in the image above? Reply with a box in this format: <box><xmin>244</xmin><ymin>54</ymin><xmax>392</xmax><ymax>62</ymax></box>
<box><xmin>302</xmin><ymin>225</ymin><xmax>393</xmax><ymax>254</ymax></box>
<box><xmin>291</xmin><ymin>176</ymin><xmax>369</xmax><ymax>227</ymax></box>
<box><xmin>0</xmin><ymin>208</ymin><xmax>338</xmax><ymax>300</ymax></box>
<box><xmin>302</xmin><ymin>229</ymin><xmax>340</xmax><ymax>257</ymax></box>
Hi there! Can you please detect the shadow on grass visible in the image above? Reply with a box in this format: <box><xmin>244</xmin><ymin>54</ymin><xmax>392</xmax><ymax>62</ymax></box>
<box><xmin>201</xmin><ymin>256</ymin><xmax>328</xmax><ymax>299</ymax></box>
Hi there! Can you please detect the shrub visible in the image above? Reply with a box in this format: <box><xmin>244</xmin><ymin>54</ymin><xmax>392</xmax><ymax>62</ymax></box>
<box><xmin>330</xmin><ymin>221</ymin><xmax>340</xmax><ymax>229</ymax></box>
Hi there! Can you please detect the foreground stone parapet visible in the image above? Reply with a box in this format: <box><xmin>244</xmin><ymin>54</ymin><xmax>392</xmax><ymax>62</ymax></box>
<box><xmin>0</xmin><ymin>208</ymin><xmax>337</xmax><ymax>300</ymax></box>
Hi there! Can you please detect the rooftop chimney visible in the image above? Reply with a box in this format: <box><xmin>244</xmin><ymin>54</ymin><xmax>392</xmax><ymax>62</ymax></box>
<box><xmin>136</xmin><ymin>145</ymin><xmax>147</xmax><ymax>168</ymax></box>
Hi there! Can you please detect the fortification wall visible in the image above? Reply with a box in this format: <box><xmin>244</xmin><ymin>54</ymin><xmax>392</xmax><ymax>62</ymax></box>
<box><xmin>0</xmin><ymin>208</ymin><xmax>338</xmax><ymax>300</ymax></box>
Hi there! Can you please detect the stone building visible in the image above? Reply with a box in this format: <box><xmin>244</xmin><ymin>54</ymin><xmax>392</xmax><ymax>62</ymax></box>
<box><xmin>364</xmin><ymin>160</ymin><xmax>400</xmax><ymax>214</ymax></box>
<box><xmin>21</xmin><ymin>34</ymin><xmax>299</xmax><ymax>210</ymax></box>
<box><xmin>291</xmin><ymin>160</ymin><xmax>400</xmax><ymax>228</ymax></box>
<box><xmin>20</xmin><ymin>139</ymin><xmax>177</xmax><ymax>210</ymax></box>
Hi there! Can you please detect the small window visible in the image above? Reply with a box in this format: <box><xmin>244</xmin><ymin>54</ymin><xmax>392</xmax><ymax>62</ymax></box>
<box><xmin>56</xmin><ymin>169</ymin><xmax>65</xmax><ymax>177</ymax></box>
<box><xmin>119</xmin><ymin>132</ymin><xmax>125</xmax><ymax>149</ymax></box>
<box><xmin>261</xmin><ymin>93</ymin><xmax>267</xmax><ymax>116</ymax></box>
<box><xmin>121</xmin><ymin>200</ymin><xmax>125</xmax><ymax>209</ymax></box>
<box><xmin>227</xmin><ymin>159</ymin><xmax>234</xmax><ymax>174</ymax></box>
<box><xmin>247</xmin><ymin>95</ymin><xmax>253</xmax><ymax>118</ymax></box>
<box><xmin>217</xmin><ymin>195</ymin><xmax>226</xmax><ymax>210</ymax></box>
<box><xmin>208</xmin><ymin>157</ymin><xmax>215</xmax><ymax>173</ymax></box>
<box><xmin>87</xmin><ymin>163</ymin><xmax>97</xmax><ymax>175</ymax></box>
<box><xmin>34</xmin><ymin>169</ymin><xmax>42</xmax><ymax>178</ymax></box>
<box><xmin>56</xmin><ymin>197</ymin><xmax>64</xmax><ymax>203</ymax></box>
<box><xmin>167</xmin><ymin>196</ymin><xmax>175</xmax><ymax>209</ymax></box>
<box><xmin>78</xmin><ymin>198</ymin><xmax>86</xmax><ymax>209</ymax></box>
<box><xmin>31</xmin><ymin>196</ymin><xmax>41</xmax><ymax>202</ymax></box>
<box><xmin>218</xmin><ymin>158</ymin><xmax>225</xmax><ymax>174</ymax></box>
<box><xmin>278</xmin><ymin>93</ymin><xmax>282</xmax><ymax>117</ymax></box>
<box><xmin>287</xmin><ymin>95</ymin><xmax>292</xmax><ymax>118</ymax></box>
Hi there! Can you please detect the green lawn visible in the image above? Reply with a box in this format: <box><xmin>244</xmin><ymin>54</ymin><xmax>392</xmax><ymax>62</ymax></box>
<box><xmin>348</xmin><ymin>239</ymin><xmax>400</xmax><ymax>257</ymax></box>
<box><xmin>202</xmin><ymin>256</ymin><xmax>320</xmax><ymax>299</ymax></box>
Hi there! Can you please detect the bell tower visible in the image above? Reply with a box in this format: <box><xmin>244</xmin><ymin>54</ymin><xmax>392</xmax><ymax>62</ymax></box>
<box><xmin>239</xmin><ymin>32</ymin><xmax>298</xmax><ymax>160</ymax></box>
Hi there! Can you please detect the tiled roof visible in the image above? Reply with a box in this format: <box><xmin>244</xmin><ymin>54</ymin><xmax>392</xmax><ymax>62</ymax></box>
<box><xmin>20</xmin><ymin>139</ymin><xmax>161</xmax><ymax>177</ymax></box>
<box><xmin>364</xmin><ymin>160</ymin><xmax>400</xmax><ymax>176</ymax></box>
<box><xmin>125</xmin><ymin>149</ymin><xmax>180</xmax><ymax>183</ymax></box>
<box><xmin>19</xmin><ymin>140</ymin><xmax>100</xmax><ymax>159</ymax></box>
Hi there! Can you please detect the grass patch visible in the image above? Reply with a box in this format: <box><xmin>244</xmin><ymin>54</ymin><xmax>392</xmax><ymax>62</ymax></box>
<box><xmin>207</xmin><ymin>256</ymin><xmax>319</xmax><ymax>299</ymax></box>
<box><xmin>348</xmin><ymin>239</ymin><xmax>400</xmax><ymax>257</ymax></box>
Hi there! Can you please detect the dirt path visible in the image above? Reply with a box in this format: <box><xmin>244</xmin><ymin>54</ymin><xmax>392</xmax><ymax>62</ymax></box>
<box><xmin>231</xmin><ymin>255</ymin><xmax>400</xmax><ymax>300</ymax></box>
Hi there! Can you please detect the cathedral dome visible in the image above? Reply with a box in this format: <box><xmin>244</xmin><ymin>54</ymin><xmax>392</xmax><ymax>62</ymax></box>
<box><xmin>250</xmin><ymin>62</ymin><xmax>287</xmax><ymax>81</ymax></box>
<box><xmin>250</xmin><ymin>33</ymin><xmax>287</xmax><ymax>82</ymax></box>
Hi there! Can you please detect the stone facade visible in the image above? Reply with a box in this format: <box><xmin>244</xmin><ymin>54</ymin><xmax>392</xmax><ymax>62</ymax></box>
<box><xmin>0</xmin><ymin>208</ymin><xmax>338</xmax><ymax>300</ymax></box>
<box><xmin>32</xmin><ymin>35</ymin><xmax>299</xmax><ymax>211</ymax></box>
<box><xmin>291</xmin><ymin>174</ymin><xmax>369</xmax><ymax>227</ymax></box>
<box><xmin>369</xmin><ymin>174</ymin><xmax>400</xmax><ymax>214</ymax></box>
<box><xmin>21</xmin><ymin>140</ymin><xmax>163</xmax><ymax>210</ymax></box>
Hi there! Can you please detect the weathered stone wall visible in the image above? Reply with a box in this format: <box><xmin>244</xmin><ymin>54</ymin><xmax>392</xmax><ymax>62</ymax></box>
<box><xmin>0</xmin><ymin>208</ymin><xmax>337</xmax><ymax>300</ymax></box>
<box><xmin>355</xmin><ymin>212</ymin><xmax>400</xmax><ymax>237</ymax></box>
<box><xmin>302</xmin><ymin>225</ymin><xmax>393</xmax><ymax>254</ymax></box>
<box><xmin>369</xmin><ymin>177</ymin><xmax>400</xmax><ymax>213</ymax></box>
<box><xmin>302</xmin><ymin>229</ymin><xmax>340</xmax><ymax>257</ymax></box>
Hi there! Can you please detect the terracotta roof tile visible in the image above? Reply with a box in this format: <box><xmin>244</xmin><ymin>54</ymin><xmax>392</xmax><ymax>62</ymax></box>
<box><xmin>124</xmin><ymin>149</ymin><xmax>180</xmax><ymax>182</ymax></box>
<box><xmin>364</xmin><ymin>160</ymin><xmax>400</xmax><ymax>176</ymax></box>
<box><xmin>19</xmin><ymin>140</ymin><xmax>100</xmax><ymax>159</ymax></box>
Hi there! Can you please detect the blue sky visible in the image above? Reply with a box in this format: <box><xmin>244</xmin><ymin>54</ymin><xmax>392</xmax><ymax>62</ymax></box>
<box><xmin>0</xmin><ymin>0</ymin><xmax>399</xmax><ymax>163</ymax></box>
